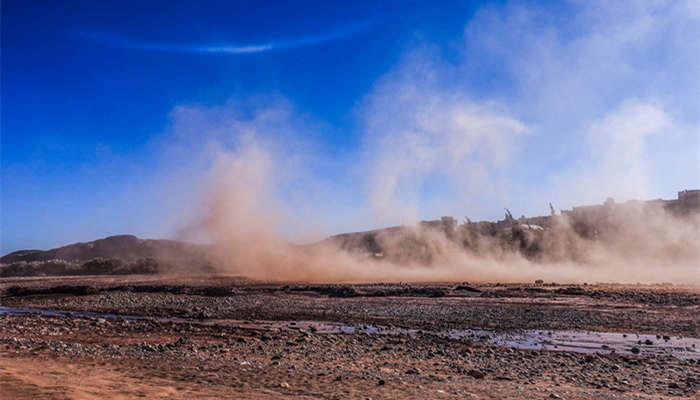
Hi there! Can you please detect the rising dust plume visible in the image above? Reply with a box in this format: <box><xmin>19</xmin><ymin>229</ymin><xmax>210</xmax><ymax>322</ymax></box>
<box><xmin>181</xmin><ymin>138</ymin><xmax>700</xmax><ymax>285</ymax></box>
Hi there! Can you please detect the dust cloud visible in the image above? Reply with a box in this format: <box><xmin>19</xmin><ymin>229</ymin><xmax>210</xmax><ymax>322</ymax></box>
<box><xmin>180</xmin><ymin>134</ymin><xmax>699</xmax><ymax>285</ymax></box>
<box><xmin>174</xmin><ymin>2</ymin><xmax>699</xmax><ymax>284</ymax></box>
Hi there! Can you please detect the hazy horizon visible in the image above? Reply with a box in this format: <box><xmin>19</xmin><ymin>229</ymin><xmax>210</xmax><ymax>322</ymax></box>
<box><xmin>2</xmin><ymin>188</ymin><xmax>698</xmax><ymax>254</ymax></box>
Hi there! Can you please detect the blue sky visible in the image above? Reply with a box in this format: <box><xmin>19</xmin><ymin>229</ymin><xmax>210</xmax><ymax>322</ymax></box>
<box><xmin>2</xmin><ymin>0</ymin><xmax>699</xmax><ymax>253</ymax></box>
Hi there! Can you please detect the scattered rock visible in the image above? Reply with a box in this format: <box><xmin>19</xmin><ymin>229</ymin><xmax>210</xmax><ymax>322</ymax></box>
<box><xmin>466</xmin><ymin>370</ymin><xmax>485</xmax><ymax>379</ymax></box>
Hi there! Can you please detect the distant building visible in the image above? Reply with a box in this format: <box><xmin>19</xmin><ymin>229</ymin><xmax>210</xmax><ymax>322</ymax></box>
<box><xmin>560</xmin><ymin>190</ymin><xmax>699</xmax><ymax>218</ymax></box>
<box><xmin>665</xmin><ymin>189</ymin><xmax>700</xmax><ymax>214</ymax></box>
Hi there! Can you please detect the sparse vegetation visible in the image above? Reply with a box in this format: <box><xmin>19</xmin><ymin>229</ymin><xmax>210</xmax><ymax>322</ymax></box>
<box><xmin>0</xmin><ymin>257</ymin><xmax>164</xmax><ymax>277</ymax></box>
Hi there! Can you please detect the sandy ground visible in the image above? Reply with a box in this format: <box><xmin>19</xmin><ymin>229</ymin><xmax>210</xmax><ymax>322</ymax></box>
<box><xmin>1</xmin><ymin>275</ymin><xmax>698</xmax><ymax>399</ymax></box>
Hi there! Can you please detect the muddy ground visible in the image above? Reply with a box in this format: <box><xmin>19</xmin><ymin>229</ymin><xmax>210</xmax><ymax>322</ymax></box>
<box><xmin>0</xmin><ymin>275</ymin><xmax>698</xmax><ymax>399</ymax></box>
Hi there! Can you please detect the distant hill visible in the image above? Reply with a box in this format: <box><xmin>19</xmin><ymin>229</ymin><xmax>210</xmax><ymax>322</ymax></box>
<box><xmin>1</xmin><ymin>235</ymin><xmax>207</xmax><ymax>264</ymax></box>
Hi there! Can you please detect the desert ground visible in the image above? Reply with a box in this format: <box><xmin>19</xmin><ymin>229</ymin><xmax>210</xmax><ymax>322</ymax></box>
<box><xmin>1</xmin><ymin>275</ymin><xmax>698</xmax><ymax>399</ymax></box>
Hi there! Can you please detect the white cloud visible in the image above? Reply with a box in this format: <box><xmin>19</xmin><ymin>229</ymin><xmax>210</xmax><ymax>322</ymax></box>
<box><xmin>463</xmin><ymin>0</ymin><xmax>699</xmax><ymax>209</ymax></box>
<box><xmin>354</xmin><ymin>0</ymin><xmax>699</xmax><ymax>222</ymax></box>
<box><xmin>360</xmin><ymin>54</ymin><xmax>527</xmax><ymax>224</ymax></box>
<box><xmin>548</xmin><ymin>100</ymin><xmax>677</xmax><ymax>205</ymax></box>
<box><xmin>77</xmin><ymin>20</ymin><xmax>376</xmax><ymax>54</ymax></box>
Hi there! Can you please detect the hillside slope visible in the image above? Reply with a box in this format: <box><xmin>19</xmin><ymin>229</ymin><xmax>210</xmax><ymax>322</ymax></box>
<box><xmin>1</xmin><ymin>235</ymin><xmax>206</xmax><ymax>264</ymax></box>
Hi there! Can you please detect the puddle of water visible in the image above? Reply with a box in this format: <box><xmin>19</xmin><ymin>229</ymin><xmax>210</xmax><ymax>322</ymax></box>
<box><xmin>2</xmin><ymin>306</ymin><xmax>698</xmax><ymax>360</ymax></box>
<box><xmin>443</xmin><ymin>328</ymin><xmax>699</xmax><ymax>359</ymax></box>
<box><xmin>0</xmin><ymin>306</ymin><xmax>147</xmax><ymax>321</ymax></box>
<box><xmin>289</xmin><ymin>322</ymin><xmax>699</xmax><ymax>359</ymax></box>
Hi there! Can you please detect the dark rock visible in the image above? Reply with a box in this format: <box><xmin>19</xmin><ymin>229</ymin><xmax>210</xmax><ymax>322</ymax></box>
<box><xmin>405</xmin><ymin>368</ymin><xmax>421</xmax><ymax>375</ymax></box>
<box><xmin>467</xmin><ymin>369</ymin><xmax>485</xmax><ymax>379</ymax></box>
<box><xmin>453</xmin><ymin>285</ymin><xmax>481</xmax><ymax>293</ymax></box>
<box><xmin>556</xmin><ymin>287</ymin><xmax>586</xmax><ymax>295</ymax></box>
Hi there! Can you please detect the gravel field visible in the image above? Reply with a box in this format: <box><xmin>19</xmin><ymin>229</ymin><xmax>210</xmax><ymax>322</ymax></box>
<box><xmin>1</xmin><ymin>275</ymin><xmax>698</xmax><ymax>399</ymax></box>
